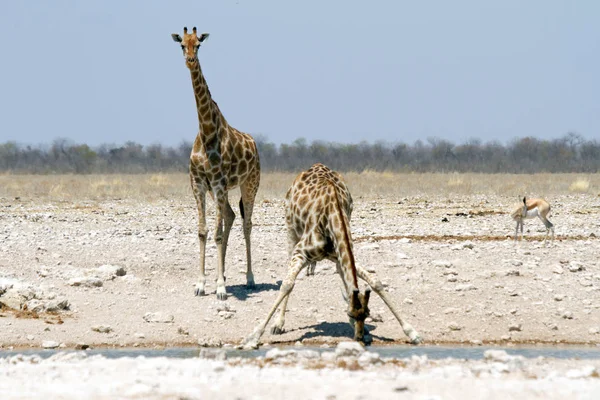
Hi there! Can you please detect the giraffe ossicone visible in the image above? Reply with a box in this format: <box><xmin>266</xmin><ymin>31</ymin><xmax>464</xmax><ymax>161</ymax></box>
<box><xmin>171</xmin><ymin>27</ymin><xmax>261</xmax><ymax>300</ymax></box>
<box><xmin>242</xmin><ymin>163</ymin><xmax>421</xmax><ymax>349</ymax></box>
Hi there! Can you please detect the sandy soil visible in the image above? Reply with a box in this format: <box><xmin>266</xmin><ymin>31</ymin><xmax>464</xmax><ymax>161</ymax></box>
<box><xmin>1</xmin><ymin>186</ymin><xmax>599</xmax><ymax>349</ymax></box>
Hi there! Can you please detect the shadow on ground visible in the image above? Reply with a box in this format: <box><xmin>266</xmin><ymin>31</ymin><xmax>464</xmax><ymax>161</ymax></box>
<box><xmin>291</xmin><ymin>321</ymin><xmax>394</xmax><ymax>344</ymax></box>
<box><xmin>227</xmin><ymin>281</ymin><xmax>282</xmax><ymax>301</ymax></box>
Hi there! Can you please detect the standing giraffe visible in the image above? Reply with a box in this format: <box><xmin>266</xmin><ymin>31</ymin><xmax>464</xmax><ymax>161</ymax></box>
<box><xmin>171</xmin><ymin>27</ymin><xmax>260</xmax><ymax>300</ymax></box>
<box><xmin>243</xmin><ymin>163</ymin><xmax>421</xmax><ymax>348</ymax></box>
<box><xmin>511</xmin><ymin>196</ymin><xmax>554</xmax><ymax>244</ymax></box>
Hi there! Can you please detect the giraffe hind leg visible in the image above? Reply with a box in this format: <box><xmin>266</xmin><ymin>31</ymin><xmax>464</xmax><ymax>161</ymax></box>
<box><xmin>241</xmin><ymin>180</ymin><xmax>258</xmax><ymax>289</ymax></box>
<box><xmin>271</xmin><ymin>293</ymin><xmax>290</xmax><ymax>334</ymax></box>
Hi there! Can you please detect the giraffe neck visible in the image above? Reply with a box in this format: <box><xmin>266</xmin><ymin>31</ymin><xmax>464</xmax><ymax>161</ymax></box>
<box><xmin>328</xmin><ymin>184</ymin><xmax>359</xmax><ymax>289</ymax></box>
<box><xmin>188</xmin><ymin>61</ymin><xmax>223</xmax><ymax>148</ymax></box>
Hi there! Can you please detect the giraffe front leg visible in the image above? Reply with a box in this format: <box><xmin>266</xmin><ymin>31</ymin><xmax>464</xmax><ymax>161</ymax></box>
<box><xmin>271</xmin><ymin>293</ymin><xmax>291</xmax><ymax>334</ymax></box>
<box><xmin>355</xmin><ymin>266</ymin><xmax>421</xmax><ymax>344</ymax></box>
<box><xmin>240</xmin><ymin>179</ymin><xmax>258</xmax><ymax>289</ymax></box>
<box><xmin>191</xmin><ymin>175</ymin><xmax>208</xmax><ymax>297</ymax></box>
<box><xmin>243</xmin><ymin>250</ymin><xmax>307</xmax><ymax>349</ymax></box>
<box><xmin>214</xmin><ymin>191</ymin><xmax>228</xmax><ymax>301</ymax></box>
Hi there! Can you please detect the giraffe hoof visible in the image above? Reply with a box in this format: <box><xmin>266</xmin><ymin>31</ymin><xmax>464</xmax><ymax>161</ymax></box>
<box><xmin>216</xmin><ymin>291</ymin><xmax>228</xmax><ymax>301</ymax></box>
<box><xmin>194</xmin><ymin>287</ymin><xmax>206</xmax><ymax>296</ymax></box>
<box><xmin>409</xmin><ymin>334</ymin><xmax>422</xmax><ymax>345</ymax></box>
<box><xmin>270</xmin><ymin>326</ymin><xmax>284</xmax><ymax>335</ymax></box>
<box><xmin>243</xmin><ymin>340</ymin><xmax>259</xmax><ymax>350</ymax></box>
<box><xmin>246</xmin><ymin>281</ymin><xmax>256</xmax><ymax>290</ymax></box>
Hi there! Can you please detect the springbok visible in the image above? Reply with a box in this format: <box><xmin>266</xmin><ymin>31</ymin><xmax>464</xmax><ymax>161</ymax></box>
<box><xmin>511</xmin><ymin>196</ymin><xmax>554</xmax><ymax>244</ymax></box>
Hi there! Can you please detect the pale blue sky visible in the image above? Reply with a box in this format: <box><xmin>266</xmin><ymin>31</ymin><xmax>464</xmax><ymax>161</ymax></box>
<box><xmin>0</xmin><ymin>1</ymin><xmax>598</xmax><ymax>146</ymax></box>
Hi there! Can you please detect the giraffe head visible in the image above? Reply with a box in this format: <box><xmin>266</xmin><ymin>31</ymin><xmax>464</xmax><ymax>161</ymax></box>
<box><xmin>347</xmin><ymin>288</ymin><xmax>371</xmax><ymax>342</ymax></box>
<box><xmin>171</xmin><ymin>27</ymin><xmax>210</xmax><ymax>68</ymax></box>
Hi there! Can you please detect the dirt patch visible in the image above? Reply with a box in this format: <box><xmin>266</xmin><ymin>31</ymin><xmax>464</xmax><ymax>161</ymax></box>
<box><xmin>354</xmin><ymin>234</ymin><xmax>594</xmax><ymax>242</ymax></box>
<box><xmin>0</xmin><ymin>181</ymin><xmax>599</xmax><ymax>349</ymax></box>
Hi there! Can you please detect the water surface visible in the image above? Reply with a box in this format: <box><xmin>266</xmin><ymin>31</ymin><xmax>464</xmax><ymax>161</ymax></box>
<box><xmin>2</xmin><ymin>344</ymin><xmax>600</xmax><ymax>360</ymax></box>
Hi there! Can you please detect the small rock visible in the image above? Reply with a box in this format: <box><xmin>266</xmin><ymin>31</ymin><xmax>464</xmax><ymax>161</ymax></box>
<box><xmin>198</xmin><ymin>338</ymin><xmax>222</xmax><ymax>347</ymax></box>
<box><xmin>143</xmin><ymin>312</ymin><xmax>174</xmax><ymax>323</ymax></box>
<box><xmin>566</xmin><ymin>366</ymin><xmax>597</xmax><ymax>379</ymax></box>
<box><xmin>562</xmin><ymin>311</ymin><xmax>574</xmax><ymax>319</ymax></box>
<box><xmin>0</xmin><ymin>289</ymin><xmax>31</xmax><ymax>309</ymax></box>
<box><xmin>265</xmin><ymin>348</ymin><xmax>297</xmax><ymax>360</ymax></box>
<box><xmin>44</xmin><ymin>299</ymin><xmax>70</xmax><ymax>312</ymax></box>
<box><xmin>367</xmin><ymin>313</ymin><xmax>383</xmax><ymax>323</ymax></box>
<box><xmin>298</xmin><ymin>350</ymin><xmax>320</xmax><ymax>360</ymax></box>
<box><xmin>455</xmin><ymin>284</ymin><xmax>476</xmax><ymax>292</ymax></box>
<box><xmin>335</xmin><ymin>341</ymin><xmax>365</xmax><ymax>357</ymax></box>
<box><xmin>358</xmin><ymin>351</ymin><xmax>381</xmax><ymax>366</ymax></box>
<box><xmin>568</xmin><ymin>262</ymin><xmax>584</xmax><ymax>272</ymax></box>
<box><xmin>26</xmin><ymin>335</ymin><xmax>34</xmax><ymax>341</ymax></box>
<box><xmin>91</xmin><ymin>325</ymin><xmax>112</xmax><ymax>333</ymax></box>
<box><xmin>75</xmin><ymin>343</ymin><xmax>89</xmax><ymax>350</ymax></box>
<box><xmin>92</xmin><ymin>265</ymin><xmax>127</xmax><ymax>280</ymax></box>
<box><xmin>484</xmin><ymin>350</ymin><xmax>511</xmax><ymax>362</ymax></box>
<box><xmin>579</xmin><ymin>279</ymin><xmax>593</xmax><ymax>287</ymax></box>
<box><xmin>403</xmin><ymin>298</ymin><xmax>413</xmax><ymax>305</ymax></box>
<box><xmin>398</xmin><ymin>238</ymin><xmax>412</xmax><ymax>244</ymax></box>
<box><xmin>42</xmin><ymin>341</ymin><xmax>60</xmax><ymax>349</ymax></box>
<box><xmin>510</xmin><ymin>260</ymin><xmax>523</xmax><ymax>267</ymax></box>
<box><xmin>215</xmin><ymin>303</ymin><xmax>231</xmax><ymax>313</ymax></box>
<box><xmin>448</xmin><ymin>322</ymin><xmax>462</xmax><ymax>331</ymax></box>
<box><xmin>199</xmin><ymin>348</ymin><xmax>227</xmax><ymax>361</ymax></box>
<box><xmin>443</xmin><ymin>269</ymin><xmax>458</xmax><ymax>275</ymax></box>
<box><xmin>508</xmin><ymin>324</ymin><xmax>522</xmax><ymax>332</ymax></box>
<box><xmin>554</xmin><ymin>295</ymin><xmax>565</xmax><ymax>302</ymax></box>
<box><xmin>134</xmin><ymin>333</ymin><xmax>145</xmax><ymax>339</ymax></box>
<box><xmin>547</xmin><ymin>323</ymin><xmax>559</xmax><ymax>331</ymax></box>
<box><xmin>432</xmin><ymin>260</ymin><xmax>453</xmax><ymax>268</ymax></box>
<box><xmin>218</xmin><ymin>311</ymin><xmax>235</xmax><ymax>319</ymax></box>
<box><xmin>397</xmin><ymin>253</ymin><xmax>409</xmax><ymax>260</ymax></box>
<box><xmin>177</xmin><ymin>327</ymin><xmax>190</xmax><ymax>335</ymax></box>
<box><xmin>68</xmin><ymin>277</ymin><xmax>103</xmax><ymax>288</ymax></box>
<box><xmin>588</xmin><ymin>327</ymin><xmax>599</xmax><ymax>335</ymax></box>
<box><xmin>552</xmin><ymin>265</ymin><xmax>564</xmax><ymax>274</ymax></box>
<box><xmin>505</xmin><ymin>269</ymin><xmax>520</xmax><ymax>276</ymax></box>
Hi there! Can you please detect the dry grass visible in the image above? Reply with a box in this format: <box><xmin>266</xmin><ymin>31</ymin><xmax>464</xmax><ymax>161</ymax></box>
<box><xmin>1</xmin><ymin>172</ymin><xmax>599</xmax><ymax>202</ymax></box>
<box><xmin>569</xmin><ymin>177</ymin><xmax>591</xmax><ymax>193</ymax></box>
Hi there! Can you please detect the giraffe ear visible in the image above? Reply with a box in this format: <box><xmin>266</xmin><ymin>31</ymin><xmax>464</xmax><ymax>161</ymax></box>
<box><xmin>199</xmin><ymin>33</ymin><xmax>210</xmax><ymax>43</ymax></box>
<box><xmin>171</xmin><ymin>34</ymin><xmax>182</xmax><ymax>43</ymax></box>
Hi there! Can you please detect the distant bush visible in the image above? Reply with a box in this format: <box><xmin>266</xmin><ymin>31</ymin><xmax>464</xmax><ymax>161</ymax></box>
<box><xmin>1</xmin><ymin>132</ymin><xmax>599</xmax><ymax>174</ymax></box>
